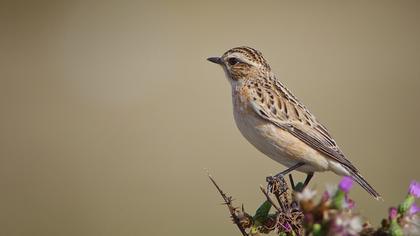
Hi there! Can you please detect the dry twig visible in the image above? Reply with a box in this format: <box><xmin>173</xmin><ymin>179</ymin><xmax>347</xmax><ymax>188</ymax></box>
<box><xmin>208</xmin><ymin>174</ymin><xmax>249</xmax><ymax>236</ymax></box>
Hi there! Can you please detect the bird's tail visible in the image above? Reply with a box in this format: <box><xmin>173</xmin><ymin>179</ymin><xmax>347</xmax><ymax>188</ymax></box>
<box><xmin>349</xmin><ymin>170</ymin><xmax>382</xmax><ymax>200</ymax></box>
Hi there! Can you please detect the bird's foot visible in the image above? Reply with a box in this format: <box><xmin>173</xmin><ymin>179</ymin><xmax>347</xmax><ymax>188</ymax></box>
<box><xmin>266</xmin><ymin>174</ymin><xmax>288</xmax><ymax>194</ymax></box>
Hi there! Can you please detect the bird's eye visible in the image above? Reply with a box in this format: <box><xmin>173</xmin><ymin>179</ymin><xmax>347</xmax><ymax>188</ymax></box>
<box><xmin>227</xmin><ymin>57</ymin><xmax>240</xmax><ymax>66</ymax></box>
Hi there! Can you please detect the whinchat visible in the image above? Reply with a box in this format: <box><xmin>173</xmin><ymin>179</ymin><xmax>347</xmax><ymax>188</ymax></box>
<box><xmin>208</xmin><ymin>46</ymin><xmax>381</xmax><ymax>199</ymax></box>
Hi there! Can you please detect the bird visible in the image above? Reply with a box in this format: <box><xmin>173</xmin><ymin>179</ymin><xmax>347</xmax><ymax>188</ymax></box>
<box><xmin>207</xmin><ymin>46</ymin><xmax>381</xmax><ymax>199</ymax></box>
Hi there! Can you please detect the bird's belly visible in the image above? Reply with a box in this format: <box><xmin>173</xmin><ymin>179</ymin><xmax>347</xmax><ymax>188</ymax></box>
<box><xmin>233</xmin><ymin>106</ymin><xmax>330</xmax><ymax>173</ymax></box>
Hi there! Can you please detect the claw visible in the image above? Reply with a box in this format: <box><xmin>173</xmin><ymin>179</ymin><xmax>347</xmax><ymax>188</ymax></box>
<box><xmin>265</xmin><ymin>175</ymin><xmax>286</xmax><ymax>194</ymax></box>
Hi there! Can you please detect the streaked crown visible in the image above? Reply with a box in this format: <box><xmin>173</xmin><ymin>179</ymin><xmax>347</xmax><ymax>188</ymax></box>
<box><xmin>222</xmin><ymin>46</ymin><xmax>270</xmax><ymax>69</ymax></box>
<box><xmin>208</xmin><ymin>46</ymin><xmax>271</xmax><ymax>81</ymax></box>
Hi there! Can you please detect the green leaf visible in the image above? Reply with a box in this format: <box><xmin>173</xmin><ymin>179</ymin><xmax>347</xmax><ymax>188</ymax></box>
<box><xmin>253</xmin><ymin>200</ymin><xmax>272</xmax><ymax>225</ymax></box>
<box><xmin>294</xmin><ymin>182</ymin><xmax>305</xmax><ymax>192</ymax></box>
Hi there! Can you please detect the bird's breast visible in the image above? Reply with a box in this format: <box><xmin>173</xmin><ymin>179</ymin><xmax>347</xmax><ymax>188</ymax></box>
<box><xmin>231</xmin><ymin>92</ymin><xmax>330</xmax><ymax>173</ymax></box>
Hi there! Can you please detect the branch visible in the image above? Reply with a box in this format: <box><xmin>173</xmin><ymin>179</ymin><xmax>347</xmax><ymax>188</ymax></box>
<box><xmin>208</xmin><ymin>174</ymin><xmax>249</xmax><ymax>236</ymax></box>
<box><xmin>259</xmin><ymin>185</ymin><xmax>281</xmax><ymax>212</ymax></box>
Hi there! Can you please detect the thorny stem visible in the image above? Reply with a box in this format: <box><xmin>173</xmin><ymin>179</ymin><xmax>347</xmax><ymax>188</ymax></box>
<box><xmin>209</xmin><ymin>173</ymin><xmax>304</xmax><ymax>236</ymax></box>
<box><xmin>208</xmin><ymin>174</ymin><xmax>249</xmax><ymax>236</ymax></box>
<box><xmin>259</xmin><ymin>185</ymin><xmax>281</xmax><ymax>212</ymax></box>
<box><xmin>268</xmin><ymin>176</ymin><xmax>289</xmax><ymax>213</ymax></box>
<box><xmin>209</xmin><ymin>172</ymin><xmax>414</xmax><ymax>236</ymax></box>
<box><xmin>274</xmin><ymin>191</ymin><xmax>286</xmax><ymax>213</ymax></box>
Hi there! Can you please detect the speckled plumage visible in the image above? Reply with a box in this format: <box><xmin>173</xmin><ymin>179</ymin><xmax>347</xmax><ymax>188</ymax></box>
<box><xmin>208</xmin><ymin>46</ymin><xmax>381</xmax><ymax>199</ymax></box>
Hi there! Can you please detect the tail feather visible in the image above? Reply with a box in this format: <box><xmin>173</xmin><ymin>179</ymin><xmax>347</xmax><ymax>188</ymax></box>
<box><xmin>349</xmin><ymin>170</ymin><xmax>382</xmax><ymax>200</ymax></box>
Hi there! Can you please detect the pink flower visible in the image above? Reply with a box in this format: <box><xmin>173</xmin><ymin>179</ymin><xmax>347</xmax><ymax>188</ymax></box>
<box><xmin>409</xmin><ymin>204</ymin><xmax>420</xmax><ymax>215</ymax></box>
<box><xmin>409</xmin><ymin>181</ymin><xmax>420</xmax><ymax>198</ymax></box>
<box><xmin>281</xmin><ymin>222</ymin><xmax>292</xmax><ymax>232</ymax></box>
<box><xmin>339</xmin><ymin>176</ymin><xmax>353</xmax><ymax>193</ymax></box>
<box><xmin>389</xmin><ymin>207</ymin><xmax>398</xmax><ymax>220</ymax></box>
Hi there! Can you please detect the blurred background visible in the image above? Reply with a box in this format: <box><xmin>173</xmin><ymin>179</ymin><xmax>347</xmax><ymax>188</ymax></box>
<box><xmin>1</xmin><ymin>1</ymin><xmax>419</xmax><ymax>235</ymax></box>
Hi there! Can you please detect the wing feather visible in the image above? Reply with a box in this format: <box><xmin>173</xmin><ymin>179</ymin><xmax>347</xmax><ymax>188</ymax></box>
<box><xmin>247</xmin><ymin>79</ymin><xmax>358</xmax><ymax>172</ymax></box>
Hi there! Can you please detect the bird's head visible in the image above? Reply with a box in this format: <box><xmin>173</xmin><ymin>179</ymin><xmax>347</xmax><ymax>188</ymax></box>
<box><xmin>207</xmin><ymin>46</ymin><xmax>271</xmax><ymax>82</ymax></box>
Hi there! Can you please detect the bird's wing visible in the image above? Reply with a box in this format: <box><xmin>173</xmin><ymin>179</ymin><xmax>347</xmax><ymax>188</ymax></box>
<box><xmin>246</xmin><ymin>78</ymin><xmax>358</xmax><ymax>172</ymax></box>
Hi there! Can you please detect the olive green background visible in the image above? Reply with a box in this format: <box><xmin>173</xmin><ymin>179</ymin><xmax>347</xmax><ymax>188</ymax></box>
<box><xmin>1</xmin><ymin>1</ymin><xmax>419</xmax><ymax>235</ymax></box>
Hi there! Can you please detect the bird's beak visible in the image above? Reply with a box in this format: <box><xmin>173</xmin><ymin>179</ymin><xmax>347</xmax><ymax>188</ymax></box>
<box><xmin>207</xmin><ymin>57</ymin><xmax>223</xmax><ymax>65</ymax></box>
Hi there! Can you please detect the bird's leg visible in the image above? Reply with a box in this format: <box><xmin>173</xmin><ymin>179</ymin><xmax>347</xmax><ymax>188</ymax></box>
<box><xmin>266</xmin><ymin>162</ymin><xmax>305</xmax><ymax>184</ymax></box>
<box><xmin>266</xmin><ymin>162</ymin><xmax>305</xmax><ymax>194</ymax></box>
<box><xmin>288</xmin><ymin>174</ymin><xmax>296</xmax><ymax>191</ymax></box>
<box><xmin>292</xmin><ymin>172</ymin><xmax>314</xmax><ymax>192</ymax></box>
<box><xmin>303</xmin><ymin>172</ymin><xmax>314</xmax><ymax>187</ymax></box>
<box><xmin>273</xmin><ymin>162</ymin><xmax>305</xmax><ymax>178</ymax></box>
